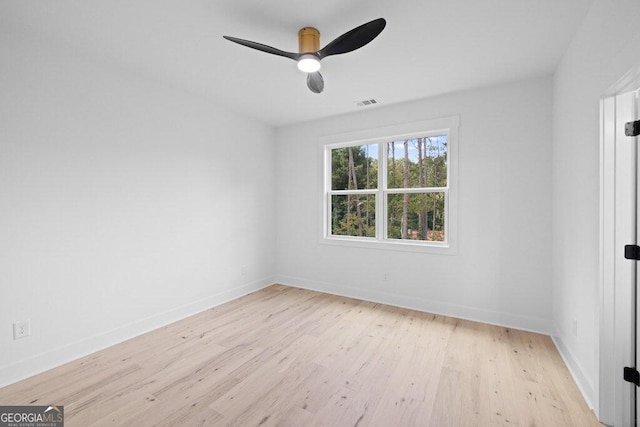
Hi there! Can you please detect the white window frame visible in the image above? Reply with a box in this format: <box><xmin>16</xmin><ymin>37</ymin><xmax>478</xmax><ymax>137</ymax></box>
<box><xmin>320</xmin><ymin>116</ymin><xmax>458</xmax><ymax>255</ymax></box>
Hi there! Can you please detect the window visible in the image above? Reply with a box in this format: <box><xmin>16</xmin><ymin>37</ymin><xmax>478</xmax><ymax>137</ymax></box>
<box><xmin>322</xmin><ymin>116</ymin><xmax>458</xmax><ymax>253</ymax></box>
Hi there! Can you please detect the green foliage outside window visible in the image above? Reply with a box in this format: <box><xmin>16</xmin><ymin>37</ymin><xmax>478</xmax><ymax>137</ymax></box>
<box><xmin>330</xmin><ymin>136</ymin><xmax>448</xmax><ymax>242</ymax></box>
<box><xmin>331</xmin><ymin>194</ymin><xmax>376</xmax><ymax>237</ymax></box>
<box><xmin>331</xmin><ymin>145</ymin><xmax>378</xmax><ymax>190</ymax></box>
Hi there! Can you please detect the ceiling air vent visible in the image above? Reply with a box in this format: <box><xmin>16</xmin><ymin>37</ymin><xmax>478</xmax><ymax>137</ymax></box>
<box><xmin>355</xmin><ymin>98</ymin><xmax>379</xmax><ymax>107</ymax></box>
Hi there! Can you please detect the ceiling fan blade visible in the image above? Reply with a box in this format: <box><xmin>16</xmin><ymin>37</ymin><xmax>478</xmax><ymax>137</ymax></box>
<box><xmin>306</xmin><ymin>72</ymin><xmax>324</xmax><ymax>94</ymax></box>
<box><xmin>317</xmin><ymin>18</ymin><xmax>386</xmax><ymax>59</ymax></box>
<box><xmin>223</xmin><ymin>36</ymin><xmax>299</xmax><ymax>61</ymax></box>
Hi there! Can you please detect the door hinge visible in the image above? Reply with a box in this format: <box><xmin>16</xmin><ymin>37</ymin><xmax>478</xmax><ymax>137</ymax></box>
<box><xmin>624</xmin><ymin>367</ymin><xmax>640</xmax><ymax>386</ymax></box>
<box><xmin>625</xmin><ymin>244</ymin><xmax>640</xmax><ymax>260</ymax></box>
<box><xmin>626</xmin><ymin>120</ymin><xmax>640</xmax><ymax>137</ymax></box>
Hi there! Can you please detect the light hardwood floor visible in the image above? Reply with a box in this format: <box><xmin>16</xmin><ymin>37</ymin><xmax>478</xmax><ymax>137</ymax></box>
<box><xmin>0</xmin><ymin>285</ymin><xmax>600</xmax><ymax>426</ymax></box>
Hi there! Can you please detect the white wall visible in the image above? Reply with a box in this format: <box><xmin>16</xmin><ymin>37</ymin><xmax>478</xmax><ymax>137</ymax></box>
<box><xmin>8</xmin><ymin>2</ymin><xmax>639</xmax><ymax>419</ymax></box>
<box><xmin>0</xmin><ymin>29</ymin><xmax>276</xmax><ymax>386</ymax></box>
<box><xmin>551</xmin><ymin>0</ymin><xmax>640</xmax><ymax>417</ymax></box>
<box><xmin>275</xmin><ymin>76</ymin><xmax>553</xmax><ymax>333</ymax></box>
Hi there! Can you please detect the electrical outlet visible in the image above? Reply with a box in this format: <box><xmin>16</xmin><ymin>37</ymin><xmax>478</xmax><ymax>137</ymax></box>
<box><xmin>13</xmin><ymin>320</ymin><xmax>30</xmax><ymax>340</ymax></box>
<box><xmin>240</xmin><ymin>266</ymin><xmax>247</xmax><ymax>276</ymax></box>
<box><xmin>383</xmin><ymin>273</ymin><xmax>389</xmax><ymax>281</ymax></box>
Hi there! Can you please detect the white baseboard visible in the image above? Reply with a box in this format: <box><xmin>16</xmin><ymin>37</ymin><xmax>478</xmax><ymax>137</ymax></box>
<box><xmin>551</xmin><ymin>334</ymin><xmax>596</xmax><ymax>413</ymax></box>
<box><xmin>0</xmin><ymin>278</ymin><xmax>273</xmax><ymax>388</ymax></box>
<box><xmin>275</xmin><ymin>275</ymin><xmax>553</xmax><ymax>335</ymax></box>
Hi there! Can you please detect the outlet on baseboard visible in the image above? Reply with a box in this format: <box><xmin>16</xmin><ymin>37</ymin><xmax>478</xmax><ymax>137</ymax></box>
<box><xmin>13</xmin><ymin>320</ymin><xmax>31</xmax><ymax>340</ymax></box>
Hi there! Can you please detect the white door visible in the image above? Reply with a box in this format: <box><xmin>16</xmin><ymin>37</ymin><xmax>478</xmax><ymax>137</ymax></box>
<box><xmin>601</xmin><ymin>87</ymin><xmax>639</xmax><ymax>426</ymax></box>
<box><xmin>633</xmin><ymin>91</ymin><xmax>640</xmax><ymax>426</ymax></box>
<box><xmin>619</xmin><ymin>89</ymin><xmax>639</xmax><ymax>426</ymax></box>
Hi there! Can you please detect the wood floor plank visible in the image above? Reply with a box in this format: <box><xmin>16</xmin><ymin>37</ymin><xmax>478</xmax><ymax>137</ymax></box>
<box><xmin>0</xmin><ymin>285</ymin><xmax>601</xmax><ymax>426</ymax></box>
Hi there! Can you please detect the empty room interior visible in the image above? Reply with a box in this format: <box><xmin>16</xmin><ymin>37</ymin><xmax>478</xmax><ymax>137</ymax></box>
<box><xmin>2</xmin><ymin>0</ymin><xmax>640</xmax><ymax>425</ymax></box>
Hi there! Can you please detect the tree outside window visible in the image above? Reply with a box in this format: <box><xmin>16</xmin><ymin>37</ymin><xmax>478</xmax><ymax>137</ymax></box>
<box><xmin>327</xmin><ymin>135</ymin><xmax>449</xmax><ymax>244</ymax></box>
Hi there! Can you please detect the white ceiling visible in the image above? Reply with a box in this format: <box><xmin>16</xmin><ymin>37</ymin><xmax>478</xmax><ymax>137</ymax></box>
<box><xmin>2</xmin><ymin>0</ymin><xmax>594</xmax><ymax>128</ymax></box>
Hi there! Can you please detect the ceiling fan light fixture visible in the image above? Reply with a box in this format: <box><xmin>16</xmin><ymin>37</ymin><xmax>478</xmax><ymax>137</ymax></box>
<box><xmin>297</xmin><ymin>54</ymin><xmax>321</xmax><ymax>73</ymax></box>
<box><xmin>223</xmin><ymin>18</ymin><xmax>386</xmax><ymax>93</ymax></box>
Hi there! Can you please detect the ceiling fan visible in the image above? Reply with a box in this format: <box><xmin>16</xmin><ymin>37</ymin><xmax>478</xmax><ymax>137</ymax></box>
<box><xmin>223</xmin><ymin>18</ymin><xmax>386</xmax><ymax>94</ymax></box>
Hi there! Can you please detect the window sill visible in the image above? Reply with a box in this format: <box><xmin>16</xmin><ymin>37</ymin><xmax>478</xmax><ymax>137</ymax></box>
<box><xmin>320</xmin><ymin>236</ymin><xmax>457</xmax><ymax>255</ymax></box>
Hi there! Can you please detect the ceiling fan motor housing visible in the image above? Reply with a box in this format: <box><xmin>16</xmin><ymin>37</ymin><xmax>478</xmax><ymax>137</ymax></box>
<box><xmin>298</xmin><ymin>27</ymin><xmax>320</xmax><ymax>55</ymax></box>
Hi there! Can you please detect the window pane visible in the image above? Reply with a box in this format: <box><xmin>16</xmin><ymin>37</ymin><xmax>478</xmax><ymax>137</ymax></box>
<box><xmin>331</xmin><ymin>194</ymin><xmax>376</xmax><ymax>237</ymax></box>
<box><xmin>387</xmin><ymin>193</ymin><xmax>445</xmax><ymax>241</ymax></box>
<box><xmin>386</xmin><ymin>136</ymin><xmax>448</xmax><ymax>189</ymax></box>
<box><xmin>331</xmin><ymin>145</ymin><xmax>378</xmax><ymax>190</ymax></box>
